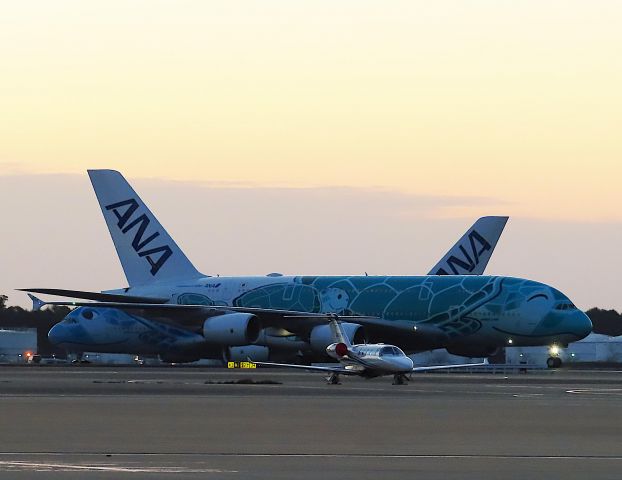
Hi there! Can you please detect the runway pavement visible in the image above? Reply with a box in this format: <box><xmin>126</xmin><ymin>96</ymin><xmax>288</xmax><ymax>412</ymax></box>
<box><xmin>0</xmin><ymin>365</ymin><xmax>621</xmax><ymax>479</ymax></box>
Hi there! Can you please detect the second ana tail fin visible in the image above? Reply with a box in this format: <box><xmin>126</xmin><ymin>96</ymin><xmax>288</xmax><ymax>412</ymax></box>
<box><xmin>88</xmin><ymin>169</ymin><xmax>203</xmax><ymax>286</ymax></box>
<box><xmin>428</xmin><ymin>216</ymin><xmax>509</xmax><ymax>275</ymax></box>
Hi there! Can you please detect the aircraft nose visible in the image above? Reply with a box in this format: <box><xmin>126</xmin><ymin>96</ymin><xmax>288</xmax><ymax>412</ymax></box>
<box><xmin>402</xmin><ymin>357</ymin><xmax>414</xmax><ymax>371</ymax></box>
<box><xmin>573</xmin><ymin>311</ymin><xmax>592</xmax><ymax>340</ymax></box>
<box><xmin>48</xmin><ymin>323</ymin><xmax>65</xmax><ymax>345</ymax></box>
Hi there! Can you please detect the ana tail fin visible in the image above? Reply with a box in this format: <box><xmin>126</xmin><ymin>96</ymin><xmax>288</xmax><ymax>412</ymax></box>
<box><xmin>88</xmin><ymin>169</ymin><xmax>203</xmax><ymax>286</ymax></box>
<box><xmin>428</xmin><ymin>216</ymin><xmax>509</xmax><ymax>275</ymax></box>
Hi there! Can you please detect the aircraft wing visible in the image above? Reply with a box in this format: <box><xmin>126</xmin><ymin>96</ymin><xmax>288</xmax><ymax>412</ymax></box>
<box><xmin>23</xmin><ymin>294</ymin><xmax>373</xmax><ymax>329</ymax></box>
<box><xmin>23</xmin><ymin>292</ymin><xmax>449</xmax><ymax>350</ymax></box>
<box><xmin>18</xmin><ymin>288</ymin><xmax>168</xmax><ymax>304</ymax></box>
<box><xmin>411</xmin><ymin>361</ymin><xmax>487</xmax><ymax>372</ymax></box>
<box><xmin>23</xmin><ymin>296</ymin><xmax>366</xmax><ymax>323</ymax></box>
<box><xmin>252</xmin><ymin>361</ymin><xmax>360</xmax><ymax>375</ymax></box>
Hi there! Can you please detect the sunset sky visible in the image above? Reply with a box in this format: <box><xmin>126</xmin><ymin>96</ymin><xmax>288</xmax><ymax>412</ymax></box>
<box><xmin>1</xmin><ymin>1</ymin><xmax>621</xmax><ymax>309</ymax></box>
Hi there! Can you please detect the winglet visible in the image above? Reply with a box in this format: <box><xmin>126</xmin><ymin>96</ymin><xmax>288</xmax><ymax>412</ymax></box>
<box><xmin>27</xmin><ymin>294</ymin><xmax>46</xmax><ymax>312</ymax></box>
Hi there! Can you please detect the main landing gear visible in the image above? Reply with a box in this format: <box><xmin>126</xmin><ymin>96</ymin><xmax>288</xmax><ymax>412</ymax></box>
<box><xmin>71</xmin><ymin>352</ymin><xmax>90</xmax><ymax>364</ymax></box>
<box><xmin>326</xmin><ymin>373</ymin><xmax>341</xmax><ymax>385</ymax></box>
<box><xmin>546</xmin><ymin>356</ymin><xmax>562</xmax><ymax>369</ymax></box>
<box><xmin>392</xmin><ymin>374</ymin><xmax>409</xmax><ymax>385</ymax></box>
<box><xmin>547</xmin><ymin>344</ymin><xmax>563</xmax><ymax>369</ymax></box>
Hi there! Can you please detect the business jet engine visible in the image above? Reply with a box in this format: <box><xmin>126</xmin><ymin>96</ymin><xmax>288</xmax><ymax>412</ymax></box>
<box><xmin>203</xmin><ymin>313</ymin><xmax>261</xmax><ymax>346</ymax></box>
<box><xmin>309</xmin><ymin>322</ymin><xmax>366</xmax><ymax>354</ymax></box>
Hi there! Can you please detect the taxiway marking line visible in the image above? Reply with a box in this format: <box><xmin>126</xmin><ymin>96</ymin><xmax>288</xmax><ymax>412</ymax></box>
<box><xmin>1</xmin><ymin>453</ymin><xmax>622</xmax><ymax>460</ymax></box>
<box><xmin>0</xmin><ymin>461</ymin><xmax>235</xmax><ymax>473</ymax></box>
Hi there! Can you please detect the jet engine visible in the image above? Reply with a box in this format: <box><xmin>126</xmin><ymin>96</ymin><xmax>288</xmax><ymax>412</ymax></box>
<box><xmin>446</xmin><ymin>345</ymin><xmax>499</xmax><ymax>358</ymax></box>
<box><xmin>224</xmin><ymin>345</ymin><xmax>270</xmax><ymax>362</ymax></box>
<box><xmin>203</xmin><ymin>313</ymin><xmax>261</xmax><ymax>346</ymax></box>
<box><xmin>309</xmin><ymin>322</ymin><xmax>366</xmax><ymax>354</ymax></box>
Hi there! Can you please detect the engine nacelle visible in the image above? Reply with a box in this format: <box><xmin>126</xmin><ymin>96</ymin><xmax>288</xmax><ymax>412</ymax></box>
<box><xmin>309</xmin><ymin>322</ymin><xmax>366</xmax><ymax>354</ymax></box>
<box><xmin>203</xmin><ymin>313</ymin><xmax>261</xmax><ymax>346</ymax></box>
<box><xmin>446</xmin><ymin>345</ymin><xmax>499</xmax><ymax>358</ymax></box>
<box><xmin>224</xmin><ymin>345</ymin><xmax>270</xmax><ymax>362</ymax></box>
<box><xmin>256</xmin><ymin>329</ymin><xmax>309</xmax><ymax>351</ymax></box>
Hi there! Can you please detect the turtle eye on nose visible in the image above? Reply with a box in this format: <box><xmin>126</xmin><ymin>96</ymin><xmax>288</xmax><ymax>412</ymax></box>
<box><xmin>527</xmin><ymin>293</ymin><xmax>549</xmax><ymax>302</ymax></box>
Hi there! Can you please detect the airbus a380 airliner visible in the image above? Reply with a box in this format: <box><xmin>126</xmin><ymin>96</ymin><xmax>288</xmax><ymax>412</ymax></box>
<box><xmin>25</xmin><ymin>170</ymin><xmax>591</xmax><ymax>364</ymax></box>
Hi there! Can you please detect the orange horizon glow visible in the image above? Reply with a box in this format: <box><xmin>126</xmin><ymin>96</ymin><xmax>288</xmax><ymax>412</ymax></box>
<box><xmin>1</xmin><ymin>1</ymin><xmax>621</xmax><ymax>221</ymax></box>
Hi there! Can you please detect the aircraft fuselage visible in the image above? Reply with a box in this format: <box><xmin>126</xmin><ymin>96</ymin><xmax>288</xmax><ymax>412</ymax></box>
<box><xmin>46</xmin><ymin>274</ymin><xmax>593</xmax><ymax>358</ymax></box>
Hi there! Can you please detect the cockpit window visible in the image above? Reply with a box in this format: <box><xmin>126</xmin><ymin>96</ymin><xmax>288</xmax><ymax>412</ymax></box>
<box><xmin>555</xmin><ymin>302</ymin><xmax>577</xmax><ymax>311</ymax></box>
<box><xmin>380</xmin><ymin>346</ymin><xmax>401</xmax><ymax>356</ymax></box>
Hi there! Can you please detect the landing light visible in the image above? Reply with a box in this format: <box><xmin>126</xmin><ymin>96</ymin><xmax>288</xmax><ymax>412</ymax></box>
<box><xmin>549</xmin><ymin>345</ymin><xmax>560</xmax><ymax>356</ymax></box>
<box><xmin>507</xmin><ymin>339</ymin><xmax>513</xmax><ymax>345</ymax></box>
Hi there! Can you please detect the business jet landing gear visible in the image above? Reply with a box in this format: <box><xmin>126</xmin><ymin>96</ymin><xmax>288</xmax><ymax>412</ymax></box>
<box><xmin>326</xmin><ymin>373</ymin><xmax>341</xmax><ymax>385</ymax></box>
<box><xmin>392</xmin><ymin>374</ymin><xmax>409</xmax><ymax>385</ymax></box>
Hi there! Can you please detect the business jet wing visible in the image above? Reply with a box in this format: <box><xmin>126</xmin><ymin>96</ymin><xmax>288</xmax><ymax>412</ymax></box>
<box><xmin>411</xmin><ymin>361</ymin><xmax>487</xmax><ymax>372</ymax></box>
<box><xmin>252</xmin><ymin>361</ymin><xmax>360</xmax><ymax>375</ymax></box>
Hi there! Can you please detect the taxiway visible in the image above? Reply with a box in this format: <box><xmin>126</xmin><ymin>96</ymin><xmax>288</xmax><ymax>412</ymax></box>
<box><xmin>0</xmin><ymin>366</ymin><xmax>620</xmax><ymax>479</ymax></box>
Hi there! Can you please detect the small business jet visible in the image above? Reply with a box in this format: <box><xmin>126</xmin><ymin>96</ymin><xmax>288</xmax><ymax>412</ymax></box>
<box><xmin>253</xmin><ymin>317</ymin><xmax>486</xmax><ymax>384</ymax></box>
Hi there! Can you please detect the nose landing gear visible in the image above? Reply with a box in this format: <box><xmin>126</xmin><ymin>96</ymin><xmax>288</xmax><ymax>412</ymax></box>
<box><xmin>392</xmin><ymin>374</ymin><xmax>409</xmax><ymax>385</ymax></box>
<box><xmin>326</xmin><ymin>373</ymin><xmax>341</xmax><ymax>385</ymax></box>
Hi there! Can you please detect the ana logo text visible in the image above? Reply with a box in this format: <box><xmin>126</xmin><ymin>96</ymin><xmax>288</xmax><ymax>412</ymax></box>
<box><xmin>435</xmin><ymin>230</ymin><xmax>492</xmax><ymax>275</ymax></box>
<box><xmin>105</xmin><ymin>199</ymin><xmax>172</xmax><ymax>276</ymax></box>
